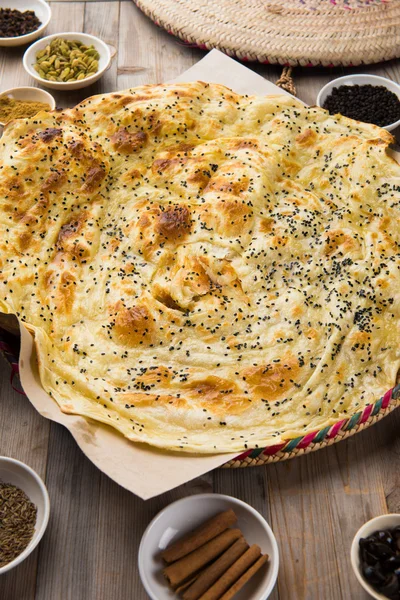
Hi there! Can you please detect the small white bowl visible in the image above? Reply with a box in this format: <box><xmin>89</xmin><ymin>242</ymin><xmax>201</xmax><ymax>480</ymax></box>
<box><xmin>0</xmin><ymin>0</ymin><xmax>51</xmax><ymax>47</ymax></box>
<box><xmin>138</xmin><ymin>493</ymin><xmax>279</xmax><ymax>600</ymax></box>
<box><xmin>0</xmin><ymin>86</ymin><xmax>55</xmax><ymax>126</ymax></box>
<box><xmin>350</xmin><ymin>513</ymin><xmax>400</xmax><ymax>600</ymax></box>
<box><xmin>316</xmin><ymin>74</ymin><xmax>400</xmax><ymax>132</ymax></box>
<box><xmin>23</xmin><ymin>31</ymin><xmax>112</xmax><ymax>91</ymax></box>
<box><xmin>0</xmin><ymin>456</ymin><xmax>50</xmax><ymax>574</ymax></box>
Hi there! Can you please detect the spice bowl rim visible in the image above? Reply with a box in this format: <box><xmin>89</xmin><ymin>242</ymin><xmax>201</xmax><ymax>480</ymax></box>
<box><xmin>138</xmin><ymin>492</ymin><xmax>279</xmax><ymax>600</ymax></box>
<box><xmin>0</xmin><ymin>456</ymin><xmax>50</xmax><ymax>575</ymax></box>
<box><xmin>22</xmin><ymin>31</ymin><xmax>113</xmax><ymax>91</ymax></box>
<box><xmin>316</xmin><ymin>73</ymin><xmax>400</xmax><ymax>132</ymax></box>
<box><xmin>0</xmin><ymin>0</ymin><xmax>52</xmax><ymax>47</ymax></box>
<box><xmin>0</xmin><ymin>86</ymin><xmax>56</xmax><ymax>126</ymax></box>
<box><xmin>350</xmin><ymin>513</ymin><xmax>400</xmax><ymax>600</ymax></box>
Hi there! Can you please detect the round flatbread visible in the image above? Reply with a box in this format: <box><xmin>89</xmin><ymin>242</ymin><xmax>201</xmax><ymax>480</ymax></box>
<box><xmin>0</xmin><ymin>82</ymin><xmax>399</xmax><ymax>452</ymax></box>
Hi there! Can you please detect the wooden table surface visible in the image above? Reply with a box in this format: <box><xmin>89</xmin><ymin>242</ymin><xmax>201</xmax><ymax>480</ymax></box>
<box><xmin>0</xmin><ymin>2</ymin><xmax>399</xmax><ymax>599</ymax></box>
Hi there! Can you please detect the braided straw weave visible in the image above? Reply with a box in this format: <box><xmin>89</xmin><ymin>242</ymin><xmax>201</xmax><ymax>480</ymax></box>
<box><xmin>133</xmin><ymin>0</ymin><xmax>400</xmax><ymax>67</ymax></box>
<box><xmin>0</xmin><ymin>328</ymin><xmax>399</xmax><ymax>468</ymax></box>
<box><xmin>224</xmin><ymin>386</ymin><xmax>400</xmax><ymax>467</ymax></box>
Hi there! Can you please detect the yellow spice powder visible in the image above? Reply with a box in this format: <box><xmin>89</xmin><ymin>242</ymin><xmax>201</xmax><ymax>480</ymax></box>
<box><xmin>0</xmin><ymin>96</ymin><xmax>51</xmax><ymax>122</ymax></box>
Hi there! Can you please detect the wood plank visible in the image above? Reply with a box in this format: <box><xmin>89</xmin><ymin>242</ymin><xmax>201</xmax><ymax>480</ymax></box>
<box><xmin>82</xmin><ymin>1</ymin><xmax>119</xmax><ymax>96</ymax></box>
<box><xmin>51</xmin><ymin>0</ymin><xmax>119</xmax><ymax>2</ymax></box>
<box><xmin>45</xmin><ymin>1</ymin><xmax>87</xmax><ymax>109</ymax></box>
<box><xmin>268</xmin><ymin>418</ymin><xmax>395</xmax><ymax>600</ymax></box>
<box><xmin>117</xmin><ymin>1</ymin><xmax>203</xmax><ymax>90</ymax></box>
<box><xmin>213</xmin><ymin>467</ymin><xmax>280</xmax><ymax>600</ymax></box>
<box><xmin>377</xmin><ymin>409</ymin><xmax>400</xmax><ymax>513</ymax></box>
<box><xmin>34</xmin><ymin>425</ymin><xmax>102</xmax><ymax>600</ymax></box>
<box><xmin>0</xmin><ymin>353</ymin><xmax>50</xmax><ymax>600</ymax></box>
<box><xmin>93</xmin><ymin>471</ymin><xmax>213</xmax><ymax>599</ymax></box>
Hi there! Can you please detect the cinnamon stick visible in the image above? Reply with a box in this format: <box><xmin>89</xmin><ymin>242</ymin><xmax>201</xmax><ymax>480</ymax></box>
<box><xmin>176</xmin><ymin>573</ymin><xmax>201</xmax><ymax>596</ymax></box>
<box><xmin>219</xmin><ymin>554</ymin><xmax>269</xmax><ymax>600</ymax></box>
<box><xmin>197</xmin><ymin>544</ymin><xmax>261</xmax><ymax>600</ymax></box>
<box><xmin>183</xmin><ymin>537</ymin><xmax>249</xmax><ymax>600</ymax></box>
<box><xmin>161</xmin><ymin>510</ymin><xmax>237</xmax><ymax>564</ymax></box>
<box><xmin>164</xmin><ymin>528</ymin><xmax>242</xmax><ymax>589</ymax></box>
<box><xmin>176</xmin><ymin>566</ymin><xmax>211</xmax><ymax>596</ymax></box>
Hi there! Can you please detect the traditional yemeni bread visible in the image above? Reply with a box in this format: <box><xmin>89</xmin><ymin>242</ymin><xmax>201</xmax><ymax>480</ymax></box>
<box><xmin>0</xmin><ymin>82</ymin><xmax>399</xmax><ymax>453</ymax></box>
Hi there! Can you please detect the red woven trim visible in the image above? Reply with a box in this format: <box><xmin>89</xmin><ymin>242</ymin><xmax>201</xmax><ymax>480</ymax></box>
<box><xmin>262</xmin><ymin>442</ymin><xmax>286</xmax><ymax>456</ymax></box>
<box><xmin>382</xmin><ymin>388</ymin><xmax>393</xmax><ymax>409</ymax></box>
<box><xmin>296</xmin><ymin>431</ymin><xmax>318</xmax><ymax>449</ymax></box>
<box><xmin>360</xmin><ymin>403</ymin><xmax>374</xmax><ymax>424</ymax></box>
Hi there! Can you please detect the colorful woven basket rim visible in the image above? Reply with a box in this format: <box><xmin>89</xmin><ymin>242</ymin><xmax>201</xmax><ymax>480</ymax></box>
<box><xmin>233</xmin><ymin>383</ymin><xmax>400</xmax><ymax>462</ymax></box>
<box><xmin>1</xmin><ymin>327</ymin><xmax>399</xmax><ymax>466</ymax></box>
<box><xmin>133</xmin><ymin>0</ymin><xmax>400</xmax><ymax>67</ymax></box>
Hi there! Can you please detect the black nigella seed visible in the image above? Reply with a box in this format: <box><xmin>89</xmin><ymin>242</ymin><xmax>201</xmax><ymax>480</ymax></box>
<box><xmin>322</xmin><ymin>84</ymin><xmax>400</xmax><ymax>127</ymax></box>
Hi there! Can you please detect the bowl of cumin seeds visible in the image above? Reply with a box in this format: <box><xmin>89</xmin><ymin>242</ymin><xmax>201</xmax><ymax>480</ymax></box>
<box><xmin>0</xmin><ymin>456</ymin><xmax>50</xmax><ymax>573</ymax></box>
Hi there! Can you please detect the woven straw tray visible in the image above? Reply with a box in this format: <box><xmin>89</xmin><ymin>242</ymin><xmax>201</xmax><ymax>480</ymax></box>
<box><xmin>1</xmin><ymin>320</ymin><xmax>399</xmax><ymax>468</ymax></box>
<box><xmin>134</xmin><ymin>0</ymin><xmax>400</xmax><ymax>67</ymax></box>
<box><xmin>1</xmin><ymin>48</ymin><xmax>399</xmax><ymax>467</ymax></box>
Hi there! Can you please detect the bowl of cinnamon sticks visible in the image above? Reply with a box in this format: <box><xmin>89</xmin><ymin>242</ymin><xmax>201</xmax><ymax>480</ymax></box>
<box><xmin>138</xmin><ymin>493</ymin><xmax>279</xmax><ymax>600</ymax></box>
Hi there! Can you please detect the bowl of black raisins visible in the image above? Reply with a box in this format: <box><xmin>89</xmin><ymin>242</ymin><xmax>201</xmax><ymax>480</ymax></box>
<box><xmin>351</xmin><ymin>514</ymin><xmax>400</xmax><ymax>599</ymax></box>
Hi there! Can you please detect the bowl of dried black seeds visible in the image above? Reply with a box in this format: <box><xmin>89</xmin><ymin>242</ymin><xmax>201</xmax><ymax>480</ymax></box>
<box><xmin>0</xmin><ymin>0</ymin><xmax>51</xmax><ymax>47</ymax></box>
<box><xmin>317</xmin><ymin>74</ymin><xmax>400</xmax><ymax>132</ymax></box>
<box><xmin>0</xmin><ymin>456</ymin><xmax>50</xmax><ymax>574</ymax></box>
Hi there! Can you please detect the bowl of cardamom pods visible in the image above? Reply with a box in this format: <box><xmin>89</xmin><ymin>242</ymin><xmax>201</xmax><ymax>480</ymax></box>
<box><xmin>23</xmin><ymin>31</ymin><xmax>113</xmax><ymax>90</ymax></box>
<box><xmin>0</xmin><ymin>456</ymin><xmax>50</xmax><ymax>574</ymax></box>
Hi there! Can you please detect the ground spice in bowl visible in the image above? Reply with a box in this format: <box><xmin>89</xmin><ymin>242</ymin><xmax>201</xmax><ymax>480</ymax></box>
<box><xmin>0</xmin><ymin>8</ymin><xmax>41</xmax><ymax>38</ymax></box>
<box><xmin>0</xmin><ymin>481</ymin><xmax>37</xmax><ymax>568</ymax></box>
<box><xmin>323</xmin><ymin>84</ymin><xmax>400</xmax><ymax>128</ymax></box>
<box><xmin>0</xmin><ymin>96</ymin><xmax>51</xmax><ymax>123</ymax></box>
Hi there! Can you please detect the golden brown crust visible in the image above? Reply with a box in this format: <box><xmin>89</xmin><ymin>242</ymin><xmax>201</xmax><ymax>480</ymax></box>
<box><xmin>111</xmin><ymin>128</ymin><xmax>148</xmax><ymax>153</ymax></box>
<box><xmin>157</xmin><ymin>205</ymin><xmax>191</xmax><ymax>239</ymax></box>
<box><xmin>111</xmin><ymin>302</ymin><xmax>155</xmax><ymax>347</ymax></box>
<box><xmin>0</xmin><ymin>81</ymin><xmax>399</xmax><ymax>452</ymax></box>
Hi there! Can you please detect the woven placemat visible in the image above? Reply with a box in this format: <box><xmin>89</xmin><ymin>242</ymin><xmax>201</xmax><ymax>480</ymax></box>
<box><xmin>1</xmin><ymin>327</ymin><xmax>399</xmax><ymax>467</ymax></box>
<box><xmin>134</xmin><ymin>0</ymin><xmax>400</xmax><ymax>67</ymax></box>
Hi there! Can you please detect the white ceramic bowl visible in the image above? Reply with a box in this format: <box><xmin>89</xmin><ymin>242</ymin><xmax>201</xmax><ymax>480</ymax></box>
<box><xmin>23</xmin><ymin>31</ymin><xmax>112</xmax><ymax>91</ymax></box>
<box><xmin>0</xmin><ymin>86</ymin><xmax>55</xmax><ymax>126</ymax></box>
<box><xmin>139</xmin><ymin>493</ymin><xmax>279</xmax><ymax>600</ymax></box>
<box><xmin>0</xmin><ymin>0</ymin><xmax>51</xmax><ymax>47</ymax></box>
<box><xmin>316</xmin><ymin>74</ymin><xmax>400</xmax><ymax>132</ymax></box>
<box><xmin>0</xmin><ymin>456</ymin><xmax>50</xmax><ymax>574</ymax></box>
<box><xmin>351</xmin><ymin>513</ymin><xmax>400</xmax><ymax>600</ymax></box>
